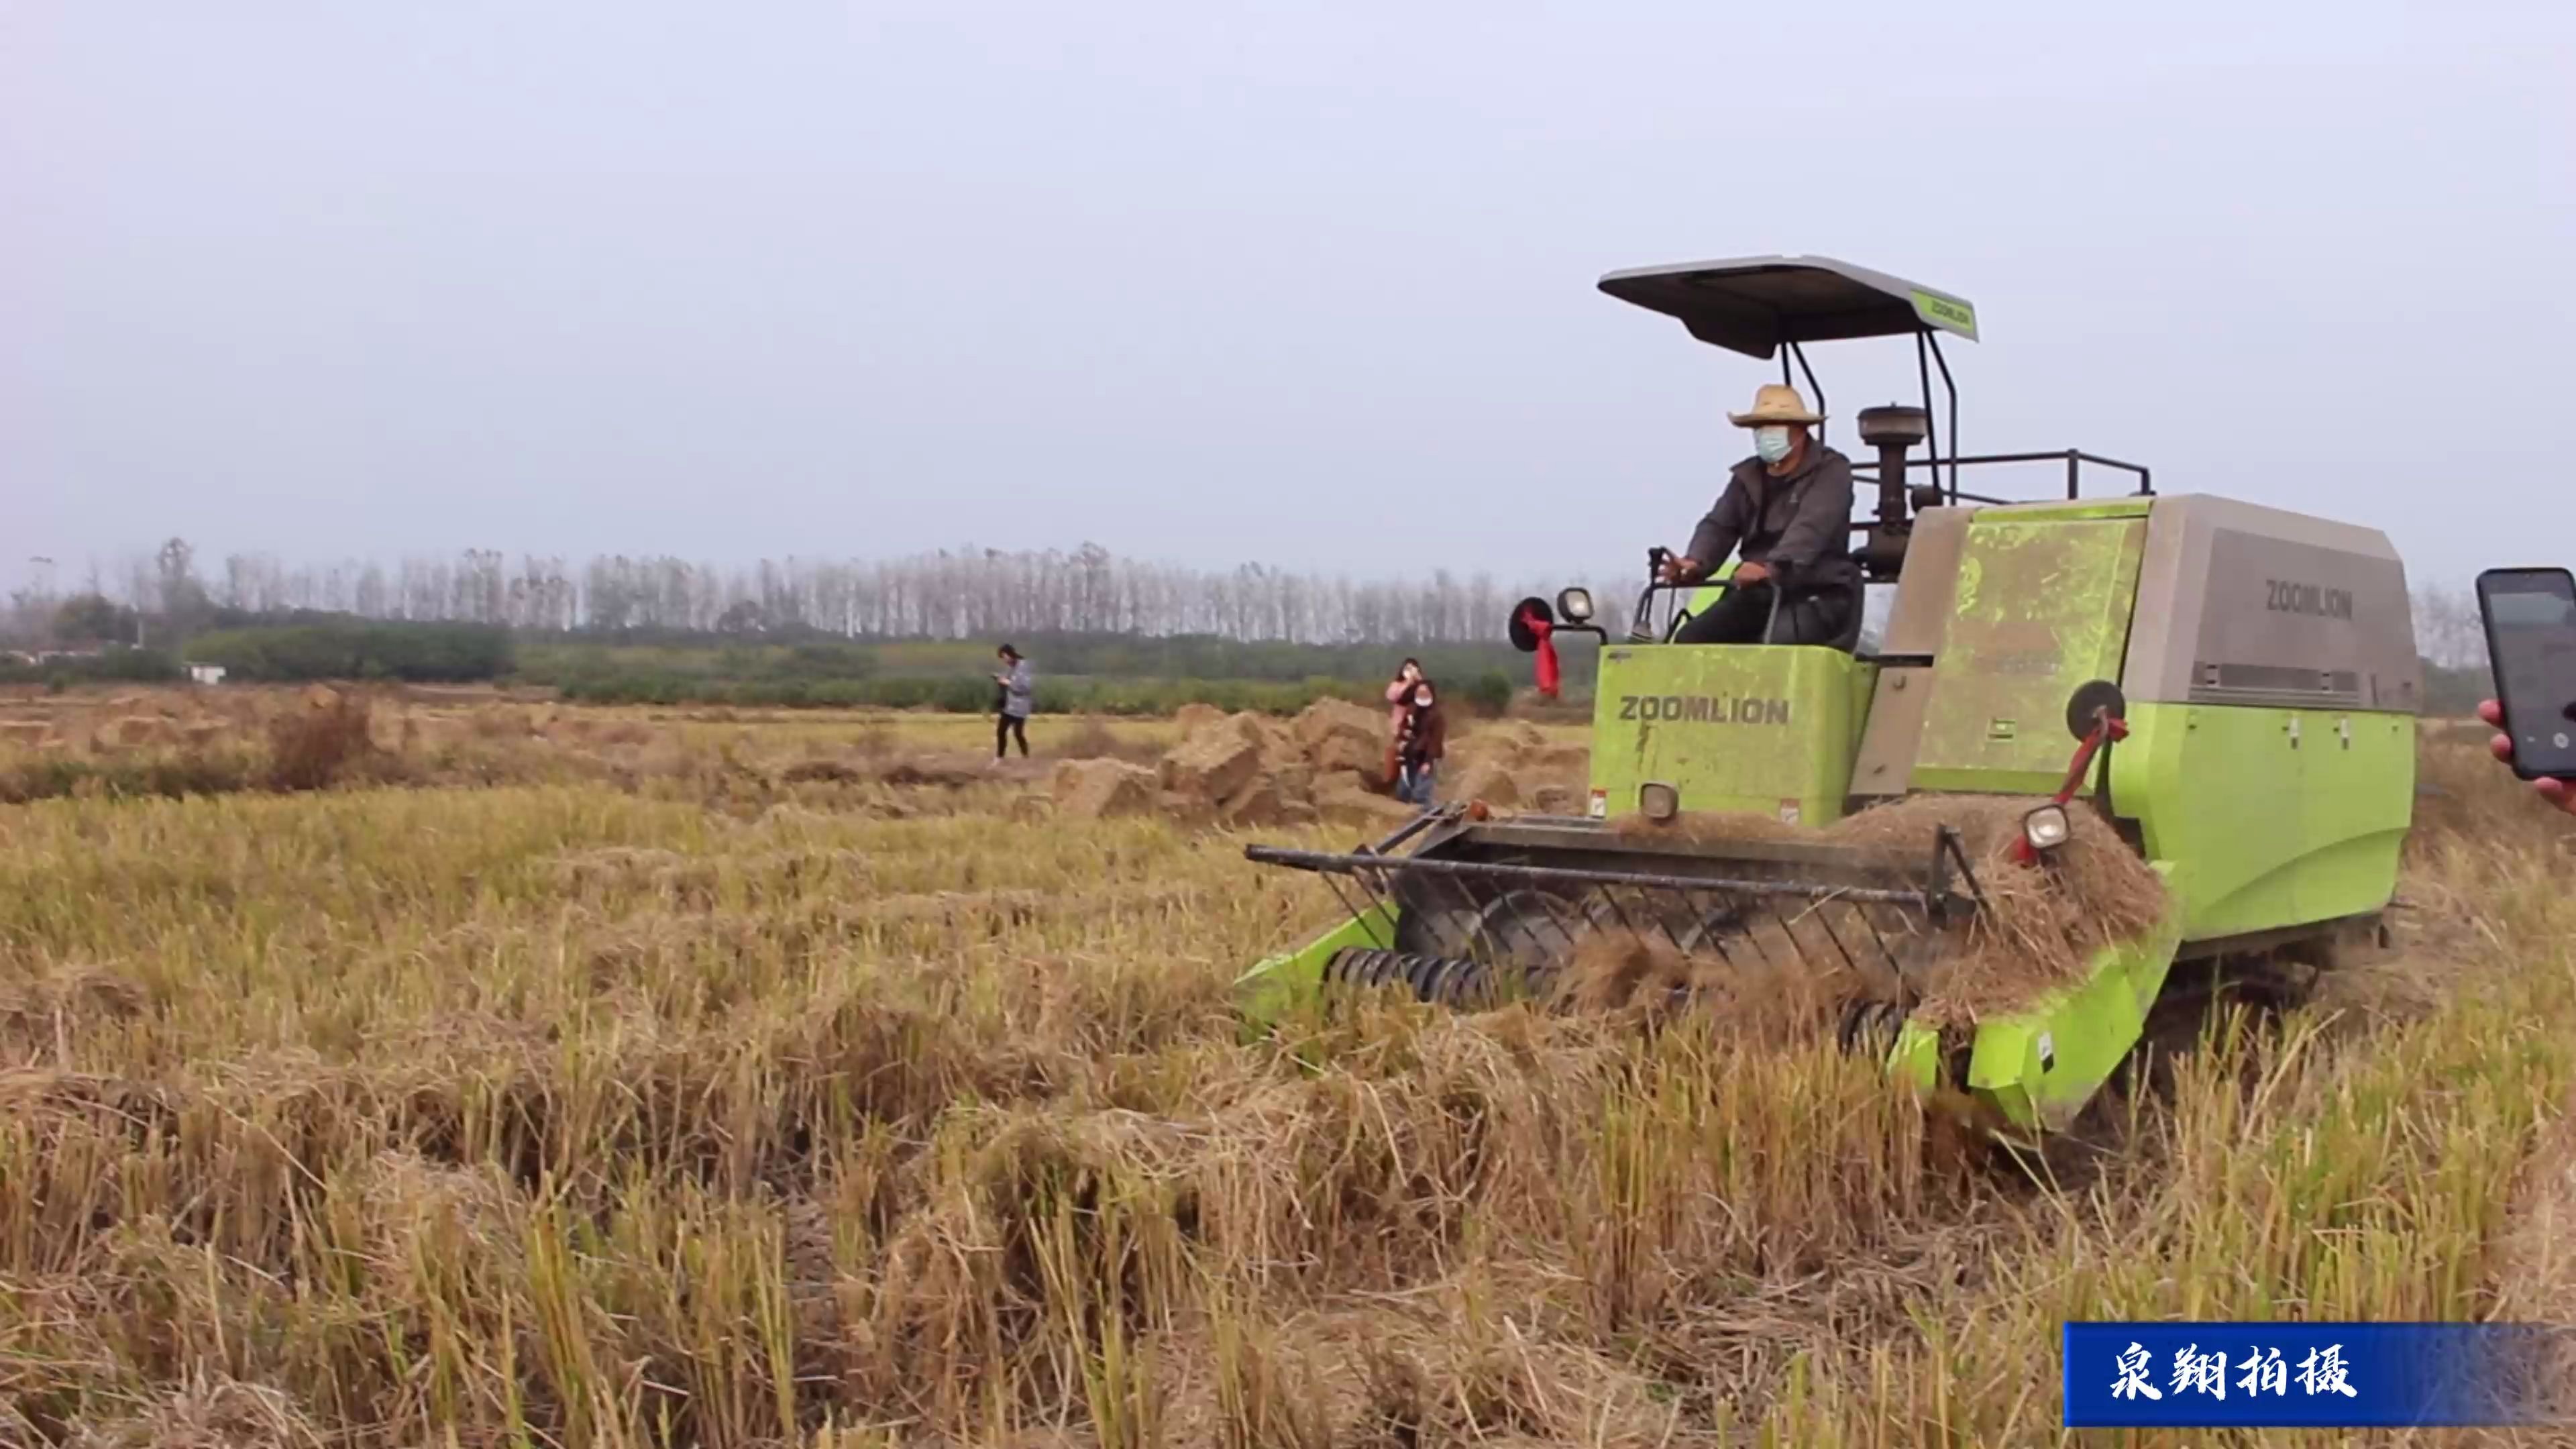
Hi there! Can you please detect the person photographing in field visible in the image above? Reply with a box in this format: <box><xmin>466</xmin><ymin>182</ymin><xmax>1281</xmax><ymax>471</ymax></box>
<box><xmin>992</xmin><ymin>644</ymin><xmax>1032</xmax><ymax>759</ymax></box>
<box><xmin>1393</xmin><ymin>677</ymin><xmax>1446</xmax><ymax>808</ymax></box>
<box><xmin>1383</xmin><ymin>658</ymin><xmax>1422</xmax><ymax>780</ymax></box>
<box><xmin>1656</xmin><ymin>382</ymin><xmax>1860</xmax><ymax>648</ymax></box>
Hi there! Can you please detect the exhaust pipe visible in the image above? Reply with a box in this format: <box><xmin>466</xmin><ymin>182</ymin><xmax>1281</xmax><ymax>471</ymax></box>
<box><xmin>1857</xmin><ymin>404</ymin><xmax>1930</xmax><ymax>576</ymax></box>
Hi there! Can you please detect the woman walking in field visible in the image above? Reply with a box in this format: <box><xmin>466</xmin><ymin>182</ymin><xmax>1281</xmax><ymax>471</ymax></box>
<box><xmin>1393</xmin><ymin>676</ymin><xmax>1446</xmax><ymax>808</ymax></box>
<box><xmin>993</xmin><ymin>644</ymin><xmax>1033</xmax><ymax>759</ymax></box>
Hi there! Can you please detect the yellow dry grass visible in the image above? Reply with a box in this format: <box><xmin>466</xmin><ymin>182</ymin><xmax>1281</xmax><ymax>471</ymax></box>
<box><xmin>0</xmin><ymin>696</ymin><xmax>2570</xmax><ymax>1447</ymax></box>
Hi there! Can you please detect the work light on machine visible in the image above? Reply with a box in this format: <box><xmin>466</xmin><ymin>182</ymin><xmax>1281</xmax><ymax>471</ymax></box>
<box><xmin>1555</xmin><ymin>586</ymin><xmax>1595</xmax><ymax>623</ymax></box>
<box><xmin>2022</xmin><ymin>803</ymin><xmax>2072</xmax><ymax>853</ymax></box>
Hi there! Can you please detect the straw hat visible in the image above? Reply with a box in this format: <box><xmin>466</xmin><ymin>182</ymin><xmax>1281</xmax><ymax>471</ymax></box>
<box><xmin>1727</xmin><ymin>382</ymin><xmax>1823</xmax><ymax>427</ymax></box>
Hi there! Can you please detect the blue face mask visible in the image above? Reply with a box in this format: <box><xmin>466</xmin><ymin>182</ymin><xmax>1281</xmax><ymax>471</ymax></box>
<box><xmin>1755</xmin><ymin>426</ymin><xmax>1794</xmax><ymax>464</ymax></box>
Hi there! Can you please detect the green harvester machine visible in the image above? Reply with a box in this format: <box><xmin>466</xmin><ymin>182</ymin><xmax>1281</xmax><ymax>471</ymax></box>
<box><xmin>1233</xmin><ymin>255</ymin><xmax>2424</xmax><ymax>1134</ymax></box>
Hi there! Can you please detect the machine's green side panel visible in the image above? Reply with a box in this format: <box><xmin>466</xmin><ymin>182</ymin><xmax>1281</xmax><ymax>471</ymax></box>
<box><xmin>1589</xmin><ymin>647</ymin><xmax>1876</xmax><ymax>826</ymax></box>
<box><xmin>1232</xmin><ymin>902</ymin><xmax>1397</xmax><ymax>1036</ymax></box>
<box><xmin>1911</xmin><ymin>512</ymin><xmax>2150</xmax><ymax>794</ymax></box>
<box><xmin>2109</xmin><ymin>702</ymin><xmax>2414</xmax><ymax>942</ymax></box>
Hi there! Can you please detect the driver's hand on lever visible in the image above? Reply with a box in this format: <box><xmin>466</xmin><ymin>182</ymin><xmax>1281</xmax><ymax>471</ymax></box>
<box><xmin>1731</xmin><ymin>561</ymin><xmax>1770</xmax><ymax>586</ymax></box>
<box><xmin>1658</xmin><ymin>553</ymin><xmax>1700</xmax><ymax>585</ymax></box>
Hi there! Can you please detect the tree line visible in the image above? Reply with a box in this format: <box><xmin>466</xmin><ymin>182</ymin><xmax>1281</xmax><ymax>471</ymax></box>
<box><xmin>5</xmin><ymin>535</ymin><xmax>2498</xmax><ymax>682</ymax></box>
<box><xmin>7</xmin><ymin>541</ymin><xmax>1577</xmax><ymax>647</ymax></box>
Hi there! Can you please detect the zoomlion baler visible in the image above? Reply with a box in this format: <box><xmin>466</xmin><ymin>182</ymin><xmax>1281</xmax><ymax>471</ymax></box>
<box><xmin>1232</xmin><ymin>255</ymin><xmax>2422</xmax><ymax>1135</ymax></box>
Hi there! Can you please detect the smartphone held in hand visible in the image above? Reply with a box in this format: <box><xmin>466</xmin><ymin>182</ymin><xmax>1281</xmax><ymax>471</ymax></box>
<box><xmin>2475</xmin><ymin>566</ymin><xmax>2576</xmax><ymax>782</ymax></box>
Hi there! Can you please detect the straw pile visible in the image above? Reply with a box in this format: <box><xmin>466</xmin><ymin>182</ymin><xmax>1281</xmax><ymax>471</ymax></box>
<box><xmin>1049</xmin><ymin>702</ymin><xmax>1590</xmax><ymax>830</ymax></box>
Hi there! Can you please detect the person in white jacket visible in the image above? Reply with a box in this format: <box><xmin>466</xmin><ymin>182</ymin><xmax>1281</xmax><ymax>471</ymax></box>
<box><xmin>992</xmin><ymin>645</ymin><xmax>1034</xmax><ymax>759</ymax></box>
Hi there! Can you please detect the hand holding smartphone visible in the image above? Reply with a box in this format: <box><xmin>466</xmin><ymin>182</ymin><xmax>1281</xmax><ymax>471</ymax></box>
<box><xmin>2475</xmin><ymin>566</ymin><xmax>2576</xmax><ymax>782</ymax></box>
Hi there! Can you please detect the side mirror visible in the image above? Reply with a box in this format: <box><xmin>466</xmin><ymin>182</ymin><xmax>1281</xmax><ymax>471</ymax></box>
<box><xmin>1554</xmin><ymin>587</ymin><xmax>1595</xmax><ymax>625</ymax></box>
<box><xmin>1507</xmin><ymin>596</ymin><xmax>1554</xmax><ymax>653</ymax></box>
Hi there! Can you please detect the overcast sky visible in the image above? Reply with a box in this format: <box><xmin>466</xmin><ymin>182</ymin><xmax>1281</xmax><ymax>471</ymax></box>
<box><xmin>5</xmin><ymin>1</ymin><xmax>2571</xmax><ymax>598</ymax></box>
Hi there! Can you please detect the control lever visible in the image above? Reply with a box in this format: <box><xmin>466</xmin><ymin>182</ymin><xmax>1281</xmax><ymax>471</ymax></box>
<box><xmin>1631</xmin><ymin>547</ymin><xmax>1672</xmax><ymax>642</ymax></box>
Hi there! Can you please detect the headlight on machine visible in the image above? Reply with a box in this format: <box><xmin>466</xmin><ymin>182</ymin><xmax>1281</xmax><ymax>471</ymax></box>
<box><xmin>1555</xmin><ymin>586</ymin><xmax>1595</xmax><ymax>624</ymax></box>
<box><xmin>2022</xmin><ymin>803</ymin><xmax>2072</xmax><ymax>853</ymax></box>
<box><xmin>1639</xmin><ymin>782</ymin><xmax>1680</xmax><ymax>822</ymax></box>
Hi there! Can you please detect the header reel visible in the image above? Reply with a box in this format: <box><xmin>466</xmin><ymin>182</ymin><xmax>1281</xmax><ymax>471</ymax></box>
<box><xmin>1241</xmin><ymin>807</ymin><xmax>1989</xmax><ymax>1061</ymax></box>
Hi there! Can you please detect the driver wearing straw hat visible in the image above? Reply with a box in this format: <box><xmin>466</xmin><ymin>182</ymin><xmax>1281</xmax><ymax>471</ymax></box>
<box><xmin>1656</xmin><ymin>382</ymin><xmax>1861</xmax><ymax>648</ymax></box>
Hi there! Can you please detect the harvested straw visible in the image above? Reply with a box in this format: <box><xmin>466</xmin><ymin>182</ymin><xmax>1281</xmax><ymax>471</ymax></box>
<box><xmin>1557</xmin><ymin>926</ymin><xmax>1862</xmax><ymax>1047</ymax></box>
<box><xmin>1584</xmin><ymin>795</ymin><xmax>2169</xmax><ymax>1027</ymax></box>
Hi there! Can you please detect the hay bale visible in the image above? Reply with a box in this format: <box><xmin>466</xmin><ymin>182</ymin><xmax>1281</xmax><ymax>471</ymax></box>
<box><xmin>873</xmin><ymin>752</ymin><xmax>991</xmax><ymax>788</ymax></box>
<box><xmin>1313</xmin><ymin>767</ymin><xmax>1386</xmax><ymax>798</ymax></box>
<box><xmin>1314</xmin><ymin>732</ymin><xmax>1388</xmax><ymax>783</ymax></box>
<box><xmin>1172</xmin><ymin>702</ymin><xmax>1227</xmax><ymax>735</ymax></box>
<box><xmin>301</xmin><ymin>684</ymin><xmax>341</xmax><ymax>712</ymax></box>
<box><xmin>1448</xmin><ymin>759</ymin><xmax>1521</xmax><ymax>810</ymax></box>
<box><xmin>1202</xmin><ymin>710</ymin><xmax>1277</xmax><ymax>749</ymax></box>
<box><xmin>1533</xmin><ymin>743</ymin><xmax>1591</xmax><ymax>776</ymax></box>
<box><xmin>1269</xmin><ymin>761</ymin><xmax>1317</xmax><ymax>804</ymax></box>
<box><xmin>110</xmin><ymin>715</ymin><xmax>168</xmax><ymax>747</ymax></box>
<box><xmin>1052</xmin><ymin>759</ymin><xmax>1158</xmax><ymax>819</ymax></box>
<box><xmin>1316</xmin><ymin>782</ymin><xmax>1416</xmax><ymax>830</ymax></box>
<box><xmin>265</xmin><ymin>690</ymin><xmax>376</xmax><ymax>790</ymax></box>
<box><xmin>1291</xmin><ymin>697</ymin><xmax>1385</xmax><ymax>749</ymax></box>
<box><xmin>181</xmin><ymin>720</ymin><xmax>226</xmax><ymax>748</ymax></box>
<box><xmin>1218</xmin><ymin>775</ymin><xmax>1289</xmax><ymax>829</ymax></box>
<box><xmin>1290</xmin><ymin>698</ymin><xmax>1389</xmax><ymax>780</ymax></box>
<box><xmin>1159</xmin><ymin>727</ymin><xmax>1265</xmax><ymax>803</ymax></box>
<box><xmin>0</xmin><ymin>721</ymin><xmax>47</xmax><ymax>749</ymax></box>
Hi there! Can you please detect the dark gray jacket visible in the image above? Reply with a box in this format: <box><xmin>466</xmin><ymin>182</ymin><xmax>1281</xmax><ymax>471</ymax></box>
<box><xmin>1684</xmin><ymin>442</ymin><xmax>1860</xmax><ymax>590</ymax></box>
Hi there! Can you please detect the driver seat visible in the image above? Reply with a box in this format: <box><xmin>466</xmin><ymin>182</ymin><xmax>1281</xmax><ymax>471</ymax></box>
<box><xmin>1752</xmin><ymin>568</ymin><xmax>1867</xmax><ymax>653</ymax></box>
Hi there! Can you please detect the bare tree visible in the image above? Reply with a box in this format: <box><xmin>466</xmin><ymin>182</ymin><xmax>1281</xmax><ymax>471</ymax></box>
<box><xmin>2412</xmin><ymin>584</ymin><xmax>2488</xmax><ymax>672</ymax></box>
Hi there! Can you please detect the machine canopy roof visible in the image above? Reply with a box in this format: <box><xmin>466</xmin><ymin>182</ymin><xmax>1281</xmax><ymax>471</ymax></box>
<box><xmin>1596</xmin><ymin>254</ymin><xmax>1979</xmax><ymax>359</ymax></box>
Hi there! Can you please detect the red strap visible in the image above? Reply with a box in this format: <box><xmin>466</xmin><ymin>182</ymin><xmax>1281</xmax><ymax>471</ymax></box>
<box><xmin>2053</xmin><ymin>713</ymin><xmax>2129</xmax><ymax>806</ymax></box>
<box><xmin>1517</xmin><ymin>604</ymin><xmax>1561</xmax><ymax>699</ymax></box>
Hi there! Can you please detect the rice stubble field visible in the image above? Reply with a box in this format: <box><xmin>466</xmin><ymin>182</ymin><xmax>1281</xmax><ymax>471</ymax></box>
<box><xmin>1</xmin><ymin>689</ymin><xmax>2572</xmax><ymax>1446</ymax></box>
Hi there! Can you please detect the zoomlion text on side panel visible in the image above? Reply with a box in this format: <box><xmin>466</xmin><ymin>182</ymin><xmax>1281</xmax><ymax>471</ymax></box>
<box><xmin>1590</xmin><ymin>648</ymin><xmax>1872</xmax><ymax>825</ymax></box>
<box><xmin>1618</xmin><ymin>694</ymin><xmax>1793</xmax><ymax>725</ymax></box>
<box><xmin>2121</xmin><ymin>496</ymin><xmax>2421</xmax><ymax>714</ymax></box>
<box><xmin>2265</xmin><ymin>579</ymin><xmax>2357</xmax><ymax>621</ymax></box>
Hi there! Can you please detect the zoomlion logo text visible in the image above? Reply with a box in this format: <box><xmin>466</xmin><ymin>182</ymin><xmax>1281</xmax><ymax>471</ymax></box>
<box><xmin>1617</xmin><ymin>694</ymin><xmax>1792</xmax><ymax>725</ymax></box>
<box><xmin>2265</xmin><ymin>579</ymin><xmax>2355</xmax><ymax>621</ymax></box>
